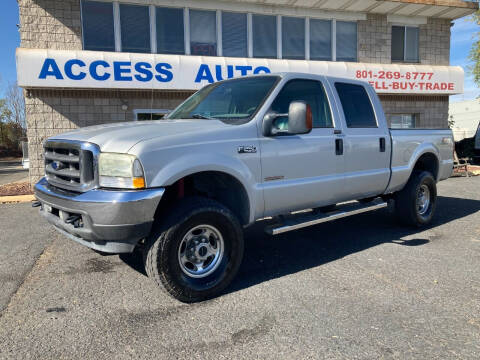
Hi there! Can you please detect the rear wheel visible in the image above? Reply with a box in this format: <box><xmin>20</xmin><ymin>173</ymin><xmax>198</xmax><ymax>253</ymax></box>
<box><xmin>394</xmin><ymin>171</ymin><xmax>437</xmax><ymax>227</ymax></box>
<box><xmin>143</xmin><ymin>197</ymin><xmax>244</xmax><ymax>303</ymax></box>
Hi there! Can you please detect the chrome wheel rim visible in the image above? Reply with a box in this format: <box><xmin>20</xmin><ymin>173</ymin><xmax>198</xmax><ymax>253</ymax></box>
<box><xmin>417</xmin><ymin>184</ymin><xmax>431</xmax><ymax>215</ymax></box>
<box><xmin>178</xmin><ymin>224</ymin><xmax>224</xmax><ymax>278</ymax></box>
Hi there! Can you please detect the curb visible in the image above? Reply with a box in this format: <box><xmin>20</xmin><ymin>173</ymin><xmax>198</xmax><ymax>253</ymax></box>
<box><xmin>0</xmin><ymin>195</ymin><xmax>35</xmax><ymax>204</ymax></box>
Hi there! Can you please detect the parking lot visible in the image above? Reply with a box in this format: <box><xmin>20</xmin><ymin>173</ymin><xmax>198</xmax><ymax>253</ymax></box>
<box><xmin>0</xmin><ymin>176</ymin><xmax>479</xmax><ymax>359</ymax></box>
<box><xmin>0</xmin><ymin>159</ymin><xmax>28</xmax><ymax>186</ymax></box>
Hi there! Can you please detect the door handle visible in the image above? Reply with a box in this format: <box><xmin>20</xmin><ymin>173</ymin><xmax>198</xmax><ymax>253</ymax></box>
<box><xmin>379</xmin><ymin>137</ymin><xmax>386</xmax><ymax>152</ymax></box>
<box><xmin>335</xmin><ymin>138</ymin><xmax>343</xmax><ymax>155</ymax></box>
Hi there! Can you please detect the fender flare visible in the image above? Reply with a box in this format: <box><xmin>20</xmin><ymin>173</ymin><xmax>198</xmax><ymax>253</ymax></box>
<box><xmin>407</xmin><ymin>143</ymin><xmax>440</xmax><ymax>179</ymax></box>
<box><xmin>149</xmin><ymin>152</ymin><xmax>258</xmax><ymax>223</ymax></box>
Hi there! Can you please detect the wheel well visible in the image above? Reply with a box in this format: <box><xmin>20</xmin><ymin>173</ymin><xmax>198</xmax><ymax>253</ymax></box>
<box><xmin>155</xmin><ymin>171</ymin><xmax>250</xmax><ymax>226</ymax></box>
<box><xmin>412</xmin><ymin>153</ymin><xmax>439</xmax><ymax>180</ymax></box>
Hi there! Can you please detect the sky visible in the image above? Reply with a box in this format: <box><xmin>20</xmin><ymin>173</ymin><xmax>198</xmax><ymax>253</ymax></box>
<box><xmin>450</xmin><ymin>16</ymin><xmax>480</xmax><ymax>103</ymax></box>
<box><xmin>0</xmin><ymin>1</ymin><xmax>20</xmax><ymax>95</ymax></box>
<box><xmin>0</xmin><ymin>1</ymin><xmax>478</xmax><ymax>102</ymax></box>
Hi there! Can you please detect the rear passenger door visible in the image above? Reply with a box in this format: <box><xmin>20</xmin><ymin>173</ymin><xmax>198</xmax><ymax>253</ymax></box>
<box><xmin>330</xmin><ymin>81</ymin><xmax>391</xmax><ymax>200</ymax></box>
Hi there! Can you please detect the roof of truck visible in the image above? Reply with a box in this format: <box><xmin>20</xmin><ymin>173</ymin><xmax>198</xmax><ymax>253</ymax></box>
<box><xmin>240</xmin><ymin>72</ymin><xmax>371</xmax><ymax>87</ymax></box>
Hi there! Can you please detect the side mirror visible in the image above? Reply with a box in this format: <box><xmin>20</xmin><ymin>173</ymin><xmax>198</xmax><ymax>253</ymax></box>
<box><xmin>287</xmin><ymin>101</ymin><xmax>312</xmax><ymax>135</ymax></box>
<box><xmin>262</xmin><ymin>101</ymin><xmax>312</xmax><ymax>136</ymax></box>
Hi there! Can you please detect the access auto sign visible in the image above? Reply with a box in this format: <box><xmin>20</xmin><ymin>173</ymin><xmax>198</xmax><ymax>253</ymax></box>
<box><xmin>16</xmin><ymin>48</ymin><xmax>464</xmax><ymax>94</ymax></box>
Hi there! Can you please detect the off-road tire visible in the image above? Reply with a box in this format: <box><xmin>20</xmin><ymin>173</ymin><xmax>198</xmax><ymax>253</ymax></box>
<box><xmin>394</xmin><ymin>170</ymin><xmax>437</xmax><ymax>227</ymax></box>
<box><xmin>143</xmin><ymin>197</ymin><xmax>244</xmax><ymax>303</ymax></box>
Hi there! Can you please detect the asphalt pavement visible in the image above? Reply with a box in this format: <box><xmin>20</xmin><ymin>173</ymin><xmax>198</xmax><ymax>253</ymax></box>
<box><xmin>0</xmin><ymin>203</ymin><xmax>54</xmax><ymax>312</ymax></box>
<box><xmin>0</xmin><ymin>176</ymin><xmax>479</xmax><ymax>359</ymax></box>
<box><xmin>0</xmin><ymin>159</ymin><xmax>28</xmax><ymax>185</ymax></box>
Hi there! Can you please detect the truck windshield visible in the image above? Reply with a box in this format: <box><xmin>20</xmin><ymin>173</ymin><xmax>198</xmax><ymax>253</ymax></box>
<box><xmin>167</xmin><ymin>76</ymin><xmax>280</xmax><ymax>124</ymax></box>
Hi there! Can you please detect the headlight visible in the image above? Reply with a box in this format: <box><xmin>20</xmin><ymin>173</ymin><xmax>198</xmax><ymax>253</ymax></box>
<box><xmin>99</xmin><ymin>153</ymin><xmax>145</xmax><ymax>189</ymax></box>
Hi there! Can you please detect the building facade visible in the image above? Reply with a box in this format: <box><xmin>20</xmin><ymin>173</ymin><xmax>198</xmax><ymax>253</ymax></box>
<box><xmin>17</xmin><ymin>0</ymin><xmax>478</xmax><ymax>184</ymax></box>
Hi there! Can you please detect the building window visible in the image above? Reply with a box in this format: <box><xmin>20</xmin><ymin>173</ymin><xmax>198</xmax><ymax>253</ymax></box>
<box><xmin>134</xmin><ymin>109</ymin><xmax>170</xmax><ymax>120</ymax></box>
<box><xmin>81</xmin><ymin>0</ymin><xmax>115</xmax><ymax>52</ymax></box>
<box><xmin>392</xmin><ymin>26</ymin><xmax>419</xmax><ymax>62</ymax></box>
<box><xmin>252</xmin><ymin>14</ymin><xmax>277</xmax><ymax>59</ymax></box>
<box><xmin>190</xmin><ymin>10</ymin><xmax>217</xmax><ymax>56</ymax></box>
<box><xmin>119</xmin><ymin>4</ymin><xmax>151</xmax><ymax>53</ymax></box>
<box><xmin>79</xmin><ymin>3</ymin><xmax>360</xmax><ymax>63</ymax></box>
<box><xmin>282</xmin><ymin>17</ymin><xmax>305</xmax><ymax>60</ymax></box>
<box><xmin>156</xmin><ymin>7</ymin><xmax>185</xmax><ymax>55</ymax></box>
<box><xmin>222</xmin><ymin>12</ymin><xmax>248</xmax><ymax>58</ymax></box>
<box><xmin>310</xmin><ymin>19</ymin><xmax>332</xmax><ymax>61</ymax></box>
<box><xmin>389</xmin><ymin>114</ymin><xmax>417</xmax><ymax>128</ymax></box>
<box><xmin>335</xmin><ymin>83</ymin><xmax>377</xmax><ymax>128</ymax></box>
<box><xmin>336</xmin><ymin>21</ymin><xmax>357</xmax><ymax>62</ymax></box>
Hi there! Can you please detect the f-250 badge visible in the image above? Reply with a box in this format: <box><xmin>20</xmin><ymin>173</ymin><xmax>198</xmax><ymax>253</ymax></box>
<box><xmin>237</xmin><ymin>146</ymin><xmax>257</xmax><ymax>154</ymax></box>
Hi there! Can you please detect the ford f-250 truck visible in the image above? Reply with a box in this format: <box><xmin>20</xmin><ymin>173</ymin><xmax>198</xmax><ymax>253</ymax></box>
<box><xmin>34</xmin><ymin>73</ymin><xmax>454</xmax><ymax>302</ymax></box>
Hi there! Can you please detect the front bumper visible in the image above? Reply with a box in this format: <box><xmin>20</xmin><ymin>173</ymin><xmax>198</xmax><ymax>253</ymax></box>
<box><xmin>34</xmin><ymin>177</ymin><xmax>164</xmax><ymax>253</ymax></box>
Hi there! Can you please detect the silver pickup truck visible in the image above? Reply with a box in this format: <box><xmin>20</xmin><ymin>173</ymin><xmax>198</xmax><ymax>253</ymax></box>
<box><xmin>34</xmin><ymin>73</ymin><xmax>453</xmax><ymax>302</ymax></box>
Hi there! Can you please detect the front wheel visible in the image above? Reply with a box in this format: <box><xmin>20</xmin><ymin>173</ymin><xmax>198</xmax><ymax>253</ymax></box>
<box><xmin>394</xmin><ymin>171</ymin><xmax>437</xmax><ymax>227</ymax></box>
<box><xmin>143</xmin><ymin>197</ymin><xmax>244</xmax><ymax>303</ymax></box>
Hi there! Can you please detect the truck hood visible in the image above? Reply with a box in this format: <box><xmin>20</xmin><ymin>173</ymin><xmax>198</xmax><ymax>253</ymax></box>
<box><xmin>49</xmin><ymin>120</ymin><xmax>233</xmax><ymax>153</ymax></box>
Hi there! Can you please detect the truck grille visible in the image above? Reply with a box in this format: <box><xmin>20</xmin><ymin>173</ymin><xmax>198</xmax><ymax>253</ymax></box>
<box><xmin>44</xmin><ymin>140</ymin><xmax>99</xmax><ymax>192</ymax></box>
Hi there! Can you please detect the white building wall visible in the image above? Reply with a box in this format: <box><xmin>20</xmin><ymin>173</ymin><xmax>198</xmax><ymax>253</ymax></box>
<box><xmin>449</xmin><ymin>99</ymin><xmax>480</xmax><ymax>141</ymax></box>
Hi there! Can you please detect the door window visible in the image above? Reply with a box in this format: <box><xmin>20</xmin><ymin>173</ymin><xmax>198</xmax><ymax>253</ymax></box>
<box><xmin>270</xmin><ymin>80</ymin><xmax>333</xmax><ymax>130</ymax></box>
<box><xmin>335</xmin><ymin>83</ymin><xmax>377</xmax><ymax>128</ymax></box>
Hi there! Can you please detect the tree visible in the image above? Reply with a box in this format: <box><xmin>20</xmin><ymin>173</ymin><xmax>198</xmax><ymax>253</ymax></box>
<box><xmin>0</xmin><ymin>82</ymin><xmax>26</xmax><ymax>156</ymax></box>
<box><xmin>0</xmin><ymin>99</ymin><xmax>12</xmax><ymax>145</ymax></box>
<box><xmin>5</xmin><ymin>82</ymin><xmax>26</xmax><ymax>130</ymax></box>
<box><xmin>469</xmin><ymin>11</ymin><xmax>480</xmax><ymax>87</ymax></box>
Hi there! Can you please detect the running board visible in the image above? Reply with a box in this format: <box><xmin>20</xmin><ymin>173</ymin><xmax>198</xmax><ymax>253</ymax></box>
<box><xmin>265</xmin><ymin>199</ymin><xmax>388</xmax><ymax>236</ymax></box>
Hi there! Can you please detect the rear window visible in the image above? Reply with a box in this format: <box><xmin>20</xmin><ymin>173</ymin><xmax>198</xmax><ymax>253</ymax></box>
<box><xmin>335</xmin><ymin>83</ymin><xmax>377</xmax><ymax>128</ymax></box>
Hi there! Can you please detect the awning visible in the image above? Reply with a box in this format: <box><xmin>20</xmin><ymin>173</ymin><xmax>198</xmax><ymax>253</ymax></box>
<box><xmin>225</xmin><ymin>0</ymin><xmax>477</xmax><ymax>20</ymax></box>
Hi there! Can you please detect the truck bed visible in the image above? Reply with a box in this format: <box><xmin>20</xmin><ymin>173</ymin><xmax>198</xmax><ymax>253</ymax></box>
<box><xmin>386</xmin><ymin>129</ymin><xmax>454</xmax><ymax>193</ymax></box>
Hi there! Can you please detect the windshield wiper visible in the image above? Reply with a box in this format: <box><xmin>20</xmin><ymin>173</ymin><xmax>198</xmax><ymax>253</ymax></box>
<box><xmin>190</xmin><ymin>113</ymin><xmax>214</xmax><ymax>120</ymax></box>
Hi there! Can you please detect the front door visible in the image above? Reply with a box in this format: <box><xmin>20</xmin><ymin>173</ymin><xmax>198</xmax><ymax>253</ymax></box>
<box><xmin>259</xmin><ymin>78</ymin><xmax>345</xmax><ymax>217</ymax></box>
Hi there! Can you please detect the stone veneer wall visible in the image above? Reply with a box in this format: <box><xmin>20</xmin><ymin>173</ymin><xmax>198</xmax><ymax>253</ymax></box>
<box><xmin>25</xmin><ymin>89</ymin><xmax>194</xmax><ymax>184</ymax></box>
<box><xmin>18</xmin><ymin>0</ymin><xmax>83</xmax><ymax>50</ymax></box>
<box><xmin>379</xmin><ymin>95</ymin><xmax>449</xmax><ymax>128</ymax></box>
<box><xmin>358</xmin><ymin>14</ymin><xmax>451</xmax><ymax>65</ymax></box>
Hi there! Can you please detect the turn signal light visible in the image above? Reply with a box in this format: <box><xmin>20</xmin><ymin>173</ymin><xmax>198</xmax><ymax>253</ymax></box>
<box><xmin>133</xmin><ymin>177</ymin><xmax>145</xmax><ymax>189</ymax></box>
